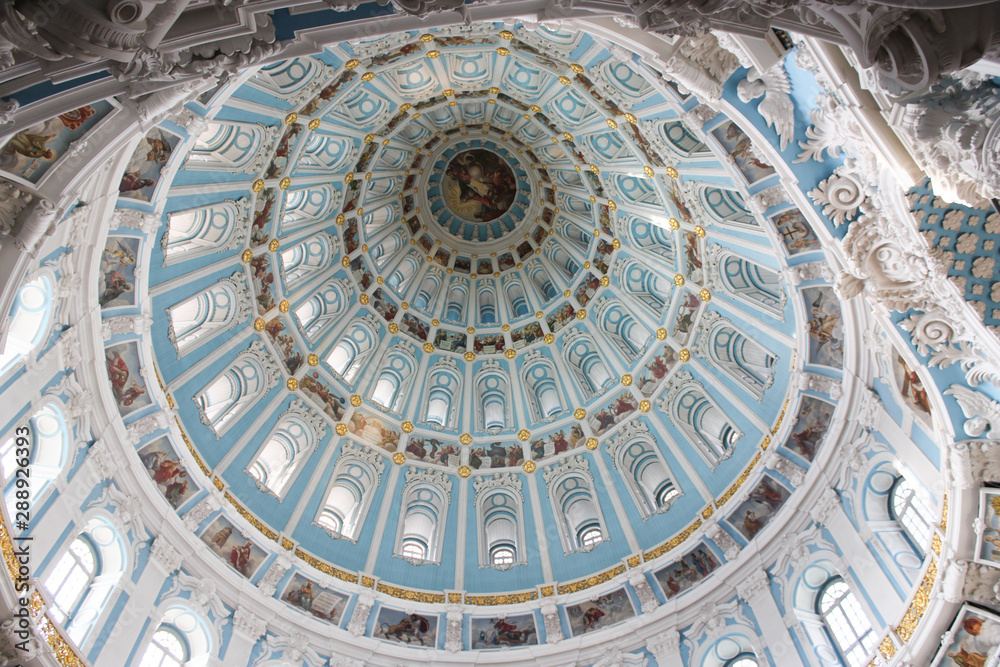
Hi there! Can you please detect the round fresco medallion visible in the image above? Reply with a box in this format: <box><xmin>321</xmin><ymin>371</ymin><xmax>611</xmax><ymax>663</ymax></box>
<box><xmin>442</xmin><ymin>149</ymin><xmax>516</xmax><ymax>222</ymax></box>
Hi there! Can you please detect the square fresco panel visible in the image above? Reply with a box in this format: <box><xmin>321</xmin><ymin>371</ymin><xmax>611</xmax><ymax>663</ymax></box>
<box><xmin>280</xmin><ymin>572</ymin><xmax>349</xmax><ymax>624</ymax></box>
<box><xmin>470</xmin><ymin>613</ymin><xmax>538</xmax><ymax>649</ymax></box>
<box><xmin>589</xmin><ymin>392</ymin><xmax>639</xmax><ymax>436</ymax></box>
<box><xmin>263</xmin><ymin>317</ymin><xmax>305</xmax><ymax>375</ymax></box>
<box><xmin>932</xmin><ymin>604</ymin><xmax>1000</xmax><ymax>666</ymax></box>
<box><xmin>893</xmin><ymin>351</ymin><xmax>933</xmax><ymax>426</ymax></box>
<box><xmin>300</xmin><ymin>372</ymin><xmax>347</xmax><ymax>421</ymax></box>
<box><xmin>468</xmin><ymin>442</ymin><xmax>524</xmax><ymax>470</ymax></box>
<box><xmin>510</xmin><ymin>322</ymin><xmax>543</xmax><ymax>349</ymax></box>
<box><xmin>374</xmin><ymin>606</ymin><xmax>437</xmax><ymax>648</ymax></box>
<box><xmin>710</xmin><ymin>120</ymin><xmax>775</xmax><ymax>185</ymax></box>
<box><xmin>104</xmin><ymin>341</ymin><xmax>152</xmax><ymax>417</ymax></box>
<box><xmin>781</xmin><ymin>396</ymin><xmax>834</xmax><ymax>463</ymax></box>
<box><xmin>566</xmin><ymin>588</ymin><xmax>636</xmax><ymax>636</ymax></box>
<box><xmin>404</xmin><ymin>436</ymin><xmax>460</xmax><ymax>468</ymax></box>
<box><xmin>770</xmin><ymin>209</ymin><xmax>821</xmax><ymax>256</ymax></box>
<box><xmin>198</xmin><ymin>515</ymin><xmax>267</xmax><ymax>579</ymax></box>
<box><xmin>118</xmin><ymin>127</ymin><xmax>180</xmax><ymax>201</ymax></box>
<box><xmin>137</xmin><ymin>437</ymin><xmax>197</xmax><ymax>509</ymax></box>
<box><xmin>528</xmin><ymin>425</ymin><xmax>586</xmax><ymax>463</ymax></box>
<box><xmin>432</xmin><ymin>329</ymin><xmax>467</xmax><ymax>353</ymax></box>
<box><xmin>0</xmin><ymin>102</ymin><xmax>113</xmax><ymax>183</ymax></box>
<box><xmin>636</xmin><ymin>345</ymin><xmax>678</xmax><ymax>398</ymax></box>
<box><xmin>803</xmin><ymin>286</ymin><xmax>845</xmax><ymax>368</ymax></box>
<box><xmin>348</xmin><ymin>410</ymin><xmax>400</xmax><ymax>452</ymax></box>
<box><xmin>725</xmin><ymin>474</ymin><xmax>793</xmax><ymax>541</ymax></box>
<box><xmin>975</xmin><ymin>490</ymin><xmax>1000</xmax><ymax>567</ymax></box>
<box><xmin>99</xmin><ymin>236</ymin><xmax>140</xmax><ymax>309</ymax></box>
<box><xmin>651</xmin><ymin>542</ymin><xmax>720</xmax><ymax>600</ymax></box>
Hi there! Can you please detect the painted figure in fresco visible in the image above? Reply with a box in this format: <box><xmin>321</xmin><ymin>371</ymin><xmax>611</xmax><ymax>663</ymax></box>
<box><xmin>751</xmin><ymin>478</ymin><xmax>785</xmax><ymax>512</ymax></box>
<box><xmin>444</xmin><ymin>149</ymin><xmax>516</xmax><ymax>222</ymax></box>
<box><xmin>230</xmin><ymin>541</ymin><xmax>254</xmax><ymax>575</ymax></box>
<box><xmin>487</xmin><ymin>443</ymin><xmax>506</xmax><ymax>468</ymax></box>
<box><xmin>1</xmin><ymin>132</ymin><xmax>56</xmax><ymax>162</ymax></box>
<box><xmin>105</xmin><ymin>350</ymin><xmax>144</xmax><ymax>405</ymax></box>
<box><xmin>119</xmin><ymin>172</ymin><xmax>156</xmax><ymax>193</ymax></box>
<box><xmin>808</xmin><ymin>294</ymin><xmax>843</xmax><ymax>356</ymax></box>
<box><xmin>287</xmin><ymin>580</ymin><xmax>314</xmax><ymax>612</ymax></box>
<box><xmin>490</xmin><ymin>618</ymin><xmax>534</xmax><ymax>646</ymax></box>
<box><xmin>899</xmin><ymin>360</ymin><xmax>931</xmax><ymax>415</ymax></box>
<box><xmin>165</xmin><ymin>480</ymin><xmax>188</xmax><ymax>507</ymax></box>
<box><xmin>743</xmin><ymin>510</ymin><xmax>764</xmax><ymax>538</ymax></box>
<box><xmin>581</xmin><ymin>605</ymin><xmax>606</xmax><ymax>632</ymax></box>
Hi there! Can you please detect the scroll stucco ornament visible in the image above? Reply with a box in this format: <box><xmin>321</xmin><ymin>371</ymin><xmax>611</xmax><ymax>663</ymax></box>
<box><xmin>541</xmin><ymin>603</ymin><xmax>564</xmax><ymax>644</ymax></box>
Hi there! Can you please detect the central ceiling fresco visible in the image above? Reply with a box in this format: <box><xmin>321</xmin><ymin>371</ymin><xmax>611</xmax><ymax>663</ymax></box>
<box><xmin>108</xmin><ymin>19</ymin><xmax>843</xmax><ymax>652</ymax></box>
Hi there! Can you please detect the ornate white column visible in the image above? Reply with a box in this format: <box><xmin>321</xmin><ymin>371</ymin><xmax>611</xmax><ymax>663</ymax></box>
<box><xmin>644</xmin><ymin>629</ymin><xmax>682</xmax><ymax>667</ymax></box>
<box><xmin>736</xmin><ymin>569</ymin><xmax>805</xmax><ymax>666</ymax></box>
<box><xmin>223</xmin><ymin>607</ymin><xmax>267</xmax><ymax>665</ymax></box>
<box><xmin>809</xmin><ymin>487</ymin><xmax>905</xmax><ymax>621</ymax></box>
<box><xmin>100</xmin><ymin>537</ymin><xmax>183</xmax><ymax>667</ymax></box>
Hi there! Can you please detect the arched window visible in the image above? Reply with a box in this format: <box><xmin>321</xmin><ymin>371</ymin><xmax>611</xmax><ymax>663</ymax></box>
<box><xmin>610</xmin><ymin>429</ymin><xmax>681</xmax><ymax>518</ymax></box>
<box><xmin>890</xmin><ymin>477</ymin><xmax>935</xmax><ymax>548</ymax></box>
<box><xmin>2</xmin><ymin>403</ymin><xmax>68</xmax><ymax>497</ymax></box>
<box><xmin>139</xmin><ymin>606</ymin><xmax>212</xmax><ymax>667</ymax></box>
<box><xmin>444</xmin><ymin>281</ymin><xmax>468</xmax><ymax>322</ymax></box>
<box><xmin>362</xmin><ymin>202</ymin><xmax>398</xmax><ymax>229</ymax></box>
<box><xmin>623</xmin><ymin>214</ymin><xmax>676</xmax><ymax>264</ymax></box>
<box><xmin>475</xmin><ymin>363</ymin><xmax>511</xmax><ymax>432</ymax></box>
<box><xmin>503</xmin><ymin>279</ymin><xmax>531</xmax><ymax>318</ymax></box>
<box><xmin>526</xmin><ymin>261</ymin><xmax>558</xmax><ymax>302</ymax></box>
<box><xmin>667</xmin><ymin>371</ymin><xmax>741</xmax><ymax>468</ymax></box>
<box><xmin>521</xmin><ymin>352</ymin><xmax>565</xmax><ymax>421</ymax></box>
<box><xmin>371</xmin><ymin>230</ymin><xmax>407</xmax><ymax>270</ymax></box>
<box><xmin>325</xmin><ymin>317</ymin><xmax>379</xmax><ymax>383</ymax></box>
<box><xmin>616</xmin><ymin>258</ymin><xmax>671</xmax><ymax>316</ymax></box>
<box><xmin>544</xmin><ymin>242</ymin><xmax>579</xmax><ymax>280</ymax></box>
<box><xmin>544</xmin><ymin>457</ymin><xmax>607</xmax><ymax>554</ymax></box>
<box><xmin>293</xmin><ymin>277</ymin><xmax>349</xmax><ymax>341</ymax></box>
<box><xmin>167</xmin><ymin>275</ymin><xmax>249</xmax><ymax>356</ymax></box>
<box><xmin>195</xmin><ymin>342</ymin><xmax>277</xmax><ymax>437</ymax></box>
<box><xmin>162</xmin><ymin>199</ymin><xmax>246</xmax><ymax>264</ymax></box>
<box><xmin>370</xmin><ymin>345</ymin><xmax>417</xmax><ymax>413</ymax></box>
<box><xmin>477</xmin><ymin>282</ymin><xmax>498</xmax><ymax>324</ymax></box>
<box><xmin>43</xmin><ymin>516</ymin><xmax>126</xmax><ymax>644</ymax></box>
<box><xmin>281</xmin><ymin>185</ymin><xmax>340</xmax><ymax>233</ymax></box>
<box><xmin>0</xmin><ymin>276</ymin><xmax>53</xmax><ymax>374</ymax></box>
<box><xmin>475</xmin><ymin>473</ymin><xmax>526</xmax><ymax>570</ymax></box>
<box><xmin>315</xmin><ymin>444</ymin><xmax>383</xmax><ymax>542</ymax></box>
<box><xmin>700</xmin><ymin>187</ymin><xmax>756</xmax><ymax>227</ymax></box>
<box><xmin>594</xmin><ymin>298</ymin><xmax>650</xmax><ymax>362</ymax></box>
<box><xmin>724</xmin><ymin>655</ymin><xmax>758</xmax><ymax>667</ymax></box>
<box><xmin>817</xmin><ymin>578</ymin><xmax>876</xmax><ymax>667</ymax></box>
<box><xmin>139</xmin><ymin>627</ymin><xmax>188</xmax><ymax>667</ymax></box>
<box><xmin>299</xmin><ymin>133</ymin><xmax>354</xmax><ymax>172</ymax></box>
<box><xmin>562</xmin><ymin>330</ymin><xmax>613</xmax><ymax>399</ymax></box>
<box><xmin>247</xmin><ymin>404</ymin><xmax>321</xmax><ymax>499</ymax></box>
<box><xmin>45</xmin><ymin>536</ymin><xmax>96</xmax><ymax>626</ymax></box>
<box><xmin>707</xmin><ymin>246</ymin><xmax>784</xmax><ymax>319</ymax></box>
<box><xmin>423</xmin><ymin>360</ymin><xmax>461</xmax><ymax>428</ymax></box>
<box><xmin>280</xmin><ymin>233</ymin><xmax>337</xmax><ymax>290</ymax></box>
<box><xmin>659</xmin><ymin>120</ymin><xmax>708</xmax><ymax>156</ymax></box>
<box><xmin>413</xmin><ymin>270</ymin><xmax>443</xmax><ymax>311</ymax></box>
<box><xmin>694</xmin><ymin>313</ymin><xmax>776</xmax><ymax>400</ymax></box>
<box><xmin>387</xmin><ymin>252</ymin><xmax>421</xmax><ymax>294</ymax></box>
<box><xmin>185</xmin><ymin>121</ymin><xmax>270</xmax><ymax>173</ymax></box>
<box><xmin>394</xmin><ymin>469</ymin><xmax>450</xmax><ymax>563</ymax></box>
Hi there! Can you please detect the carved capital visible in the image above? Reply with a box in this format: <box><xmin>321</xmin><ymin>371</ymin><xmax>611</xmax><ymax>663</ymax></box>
<box><xmin>149</xmin><ymin>536</ymin><xmax>184</xmax><ymax>573</ymax></box>
<box><xmin>809</xmin><ymin>487</ymin><xmax>842</xmax><ymax>526</ymax></box>
<box><xmin>232</xmin><ymin>606</ymin><xmax>267</xmax><ymax>640</ymax></box>
<box><xmin>736</xmin><ymin>568</ymin><xmax>771</xmax><ymax>603</ymax></box>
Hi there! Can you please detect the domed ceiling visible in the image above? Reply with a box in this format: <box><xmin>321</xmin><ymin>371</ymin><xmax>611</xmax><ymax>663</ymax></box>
<box><xmin>113</xmin><ymin>21</ymin><xmax>836</xmax><ymax>651</ymax></box>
